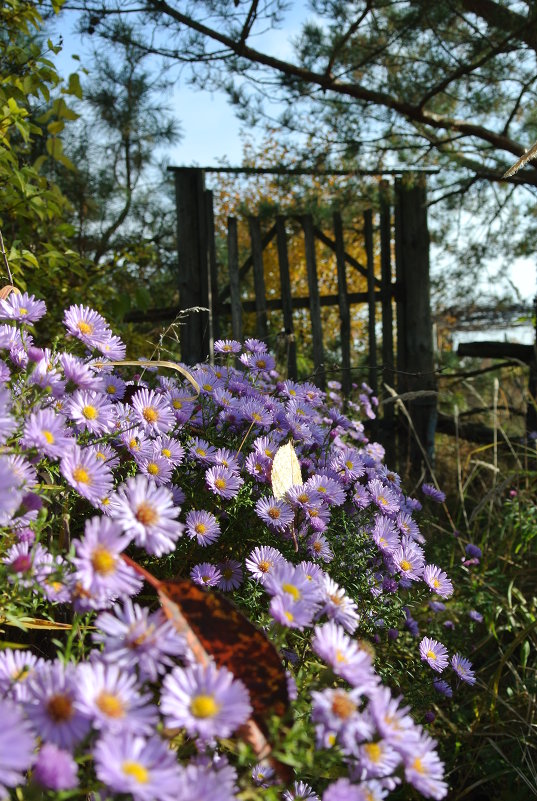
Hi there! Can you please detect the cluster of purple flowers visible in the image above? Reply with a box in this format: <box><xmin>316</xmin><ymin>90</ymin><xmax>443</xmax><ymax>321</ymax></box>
<box><xmin>0</xmin><ymin>296</ymin><xmax>477</xmax><ymax>800</ymax></box>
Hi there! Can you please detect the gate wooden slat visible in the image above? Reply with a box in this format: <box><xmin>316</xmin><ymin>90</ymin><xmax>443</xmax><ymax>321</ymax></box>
<box><xmin>379</xmin><ymin>182</ymin><xmax>395</xmax><ymax>465</ymax></box>
<box><xmin>302</xmin><ymin>214</ymin><xmax>325</xmax><ymax>388</ymax></box>
<box><xmin>248</xmin><ymin>216</ymin><xmax>269</xmax><ymax>340</ymax></box>
<box><xmin>276</xmin><ymin>216</ymin><xmax>297</xmax><ymax>381</ymax></box>
<box><xmin>333</xmin><ymin>212</ymin><xmax>351</xmax><ymax>396</ymax></box>
<box><xmin>227</xmin><ymin>216</ymin><xmax>242</xmax><ymax>343</ymax></box>
<box><xmin>364</xmin><ymin>209</ymin><xmax>378</xmax><ymax>396</ymax></box>
<box><xmin>218</xmin><ymin>224</ymin><xmax>277</xmax><ymax>303</ymax></box>
<box><xmin>313</xmin><ymin>225</ymin><xmax>381</xmax><ymax>286</ymax></box>
<box><xmin>205</xmin><ymin>190</ymin><xmax>219</xmax><ymax>357</ymax></box>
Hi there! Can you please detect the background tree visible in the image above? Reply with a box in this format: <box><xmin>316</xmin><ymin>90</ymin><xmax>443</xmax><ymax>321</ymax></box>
<box><xmin>68</xmin><ymin>0</ymin><xmax>537</xmax><ymax>315</ymax></box>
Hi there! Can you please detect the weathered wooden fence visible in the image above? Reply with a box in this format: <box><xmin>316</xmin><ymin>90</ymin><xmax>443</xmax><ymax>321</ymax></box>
<box><xmin>167</xmin><ymin>166</ymin><xmax>436</xmax><ymax>474</ymax></box>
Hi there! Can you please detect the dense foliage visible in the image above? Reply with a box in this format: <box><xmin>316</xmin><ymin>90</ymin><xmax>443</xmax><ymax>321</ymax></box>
<box><xmin>0</xmin><ymin>290</ymin><xmax>482</xmax><ymax>800</ymax></box>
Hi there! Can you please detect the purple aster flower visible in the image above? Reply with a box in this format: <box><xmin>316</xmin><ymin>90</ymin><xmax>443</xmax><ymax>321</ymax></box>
<box><xmin>161</xmin><ymin>662</ymin><xmax>252</xmax><ymax>741</ymax></box>
<box><xmin>265</xmin><ymin>561</ymin><xmax>322</xmax><ymax>607</ymax></box>
<box><xmin>63</xmin><ymin>304</ymin><xmax>110</xmax><ymax>349</ymax></box>
<box><xmin>188</xmin><ymin>437</ymin><xmax>217</xmax><ymax>464</ymax></box>
<box><xmin>312</xmin><ymin>686</ymin><xmax>373</xmax><ymax>752</ymax></box>
<box><xmin>429</xmin><ymin>600</ymin><xmax>446</xmax><ymax>613</ymax></box>
<box><xmin>419</xmin><ymin>637</ymin><xmax>449</xmax><ymax>672</ymax></box>
<box><xmin>94</xmin><ymin>731</ymin><xmax>182</xmax><ymax>801</ymax></box>
<box><xmin>21</xmin><ymin>408</ymin><xmax>74</xmax><ymax>459</ymax></box>
<box><xmin>131</xmin><ymin>387</ymin><xmax>174</xmax><ymax>434</ymax></box>
<box><xmin>423</xmin><ymin>565</ymin><xmax>454</xmax><ymax>598</ymax></box>
<box><xmin>33</xmin><ymin>744</ymin><xmax>78</xmax><ymax>790</ymax></box>
<box><xmin>191</xmin><ymin>562</ymin><xmax>222</xmax><ymax>587</ymax></box>
<box><xmin>94</xmin><ymin>600</ymin><xmax>185</xmax><ymax>682</ymax></box>
<box><xmin>358</xmin><ymin>739</ymin><xmax>401</xmax><ymax>779</ymax></box>
<box><xmin>108</xmin><ymin>475</ymin><xmax>183</xmax><ymax>556</ymax></box>
<box><xmin>396</xmin><ymin>511</ymin><xmax>423</xmax><ymax>542</ymax></box>
<box><xmin>96</xmin><ymin>332</ymin><xmax>127</xmax><ymax>360</ymax></box>
<box><xmin>284</xmin><ymin>780</ymin><xmax>319</xmax><ymax>800</ymax></box>
<box><xmin>433</xmin><ymin>678</ymin><xmax>453</xmax><ymax>698</ymax></box>
<box><xmin>465</xmin><ymin>543</ymin><xmax>482</xmax><ymax>559</ymax></box>
<box><xmin>205</xmin><ymin>465</ymin><xmax>244</xmax><ymax>499</ymax></box>
<box><xmin>306</xmin><ymin>474</ymin><xmax>346</xmax><ymax>506</ymax></box>
<box><xmin>61</xmin><ymin>444</ymin><xmax>113</xmax><ymax>506</ymax></box>
<box><xmin>238</xmin><ymin>397</ymin><xmax>273</xmax><ymax>428</ymax></box>
<box><xmin>245</xmin><ymin>451</ymin><xmax>271</xmax><ymax>483</ymax></box>
<box><xmin>119</xmin><ymin>426</ymin><xmax>153</xmax><ymax>460</ymax></box>
<box><xmin>404</xmin><ymin>607</ymin><xmax>420</xmax><ymax>637</ymax></box>
<box><xmin>244</xmin><ymin>337</ymin><xmax>267</xmax><ymax>354</ymax></box>
<box><xmin>371</xmin><ymin>515</ymin><xmax>400</xmax><ymax>553</ymax></box>
<box><xmin>392</xmin><ymin>537</ymin><xmax>425</xmax><ymax>582</ymax></box>
<box><xmin>252</xmin><ymin>761</ymin><xmax>276</xmax><ymax>787</ymax></box>
<box><xmin>0</xmin><ymin>649</ymin><xmax>43</xmax><ymax>702</ymax></box>
<box><xmin>0</xmin><ymin>291</ymin><xmax>46</xmax><ymax>322</ymax></box>
<box><xmin>245</xmin><ymin>545</ymin><xmax>285</xmax><ymax>583</ymax></box>
<box><xmin>24</xmin><ymin>660</ymin><xmax>91</xmax><ymax>749</ymax></box>
<box><xmin>451</xmin><ymin>653</ymin><xmax>476</xmax><ymax>685</ymax></box>
<box><xmin>217</xmin><ymin>559</ymin><xmax>243</xmax><ymax>591</ymax></box>
<box><xmin>138</xmin><ymin>455</ymin><xmax>174</xmax><ymax>485</ymax></box>
<box><xmin>179</xmin><ymin>759</ymin><xmax>238</xmax><ymax>801</ymax></box>
<box><xmin>468</xmin><ymin>609</ymin><xmax>483</xmax><ymax>623</ymax></box>
<box><xmin>421</xmin><ymin>483</ymin><xmax>446</xmax><ymax>503</ymax></box>
<box><xmin>352</xmin><ymin>483</ymin><xmax>371</xmax><ymax>509</ymax></box>
<box><xmin>72</xmin><ymin>516</ymin><xmax>141</xmax><ymax>609</ymax></box>
<box><xmin>101</xmin><ymin>372</ymin><xmax>126</xmax><ymax>400</ymax></box>
<box><xmin>0</xmin><ymin>698</ymin><xmax>35</xmax><ymax>796</ymax></box>
<box><xmin>255</xmin><ymin>495</ymin><xmax>294</xmax><ymax>530</ymax></box>
<box><xmin>308</xmin><ymin>532</ymin><xmax>333</xmax><ymax>562</ymax></box>
<box><xmin>153</xmin><ymin>434</ymin><xmax>185</xmax><ymax>465</ymax></box>
<box><xmin>402</xmin><ymin>732</ymin><xmax>447</xmax><ymax>799</ymax></box>
<box><xmin>312</xmin><ymin>622</ymin><xmax>378</xmax><ymax>691</ymax></box>
<box><xmin>60</xmin><ymin>353</ymin><xmax>101</xmax><ymax>390</ymax></box>
<box><xmin>214</xmin><ymin>339</ymin><xmax>241</xmax><ymax>354</ymax></box>
<box><xmin>369</xmin><ymin>686</ymin><xmax>417</xmax><ymax>747</ymax></box>
<box><xmin>186</xmin><ymin>509</ymin><xmax>221</xmax><ymax>546</ymax></box>
<box><xmin>270</xmin><ymin>593</ymin><xmax>317</xmax><ymax>629</ymax></box>
<box><xmin>75</xmin><ymin>662</ymin><xmax>158</xmax><ymax>733</ymax></box>
<box><xmin>213</xmin><ymin>447</ymin><xmax>241</xmax><ymax>472</ymax></box>
<box><xmin>67</xmin><ymin>389</ymin><xmax>115</xmax><ymax>435</ymax></box>
<box><xmin>323</xmin><ymin>779</ymin><xmax>371</xmax><ymax>800</ymax></box>
<box><xmin>367</xmin><ymin>479</ymin><xmax>401</xmax><ymax>515</ymax></box>
<box><xmin>299</xmin><ymin>560</ymin><xmax>325</xmax><ymax>584</ymax></box>
<box><xmin>320</xmin><ymin>576</ymin><xmax>359</xmax><ymax>633</ymax></box>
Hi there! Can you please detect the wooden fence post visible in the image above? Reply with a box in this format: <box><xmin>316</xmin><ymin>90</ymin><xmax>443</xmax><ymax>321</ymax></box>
<box><xmin>276</xmin><ymin>216</ymin><xmax>298</xmax><ymax>380</ymax></box>
<box><xmin>248</xmin><ymin>216</ymin><xmax>269</xmax><ymax>341</ymax></box>
<box><xmin>394</xmin><ymin>178</ymin><xmax>437</xmax><ymax>477</ymax></box>
<box><xmin>302</xmin><ymin>214</ymin><xmax>326</xmax><ymax>389</ymax></box>
<box><xmin>227</xmin><ymin>217</ymin><xmax>242</xmax><ymax>344</ymax></box>
<box><xmin>364</xmin><ymin>209</ymin><xmax>378</xmax><ymax>398</ymax></box>
<box><xmin>205</xmin><ymin>190</ymin><xmax>219</xmax><ymax>357</ymax></box>
<box><xmin>173</xmin><ymin>168</ymin><xmax>210</xmax><ymax>365</ymax></box>
<box><xmin>379</xmin><ymin>181</ymin><xmax>396</xmax><ymax>467</ymax></box>
<box><xmin>333</xmin><ymin>212</ymin><xmax>352</xmax><ymax>397</ymax></box>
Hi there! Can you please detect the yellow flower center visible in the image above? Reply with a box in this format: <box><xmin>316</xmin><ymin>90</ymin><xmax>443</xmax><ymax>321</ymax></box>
<box><xmin>122</xmin><ymin>761</ymin><xmax>149</xmax><ymax>784</ymax></box>
<box><xmin>135</xmin><ymin>502</ymin><xmax>158</xmax><ymax>526</ymax></box>
<box><xmin>91</xmin><ymin>546</ymin><xmax>116</xmax><ymax>575</ymax></box>
<box><xmin>19</xmin><ymin>307</ymin><xmax>28</xmax><ymax>315</ymax></box>
<box><xmin>147</xmin><ymin>463</ymin><xmax>159</xmax><ymax>475</ymax></box>
<box><xmin>143</xmin><ymin>407</ymin><xmax>158</xmax><ymax>423</ymax></box>
<box><xmin>196</xmin><ymin>448</ymin><xmax>207</xmax><ymax>457</ymax></box>
<box><xmin>106</xmin><ymin>384</ymin><xmax>116</xmax><ymax>394</ymax></box>
<box><xmin>195</xmin><ymin>523</ymin><xmax>207</xmax><ymax>535</ymax></box>
<box><xmin>258</xmin><ymin>560</ymin><xmax>271</xmax><ymax>573</ymax></box>
<box><xmin>412</xmin><ymin>757</ymin><xmax>425</xmax><ymax>774</ymax></box>
<box><xmin>335</xmin><ymin>649</ymin><xmax>347</xmax><ymax>663</ymax></box>
<box><xmin>364</xmin><ymin>742</ymin><xmax>382</xmax><ymax>762</ymax></box>
<box><xmin>282</xmin><ymin>583</ymin><xmax>301</xmax><ymax>601</ymax></box>
<box><xmin>252</xmin><ymin>412</ymin><xmax>262</xmax><ymax>421</ymax></box>
<box><xmin>161</xmin><ymin>448</ymin><xmax>171</xmax><ymax>458</ymax></box>
<box><xmin>284</xmin><ymin>611</ymin><xmax>294</xmax><ymax>622</ymax></box>
<box><xmin>215</xmin><ymin>478</ymin><xmax>226</xmax><ymax>490</ymax></box>
<box><xmin>400</xmin><ymin>559</ymin><xmax>412</xmax><ymax>572</ymax></box>
<box><xmin>77</xmin><ymin>321</ymin><xmax>93</xmax><ymax>335</ymax></box>
<box><xmin>433</xmin><ymin>578</ymin><xmax>440</xmax><ymax>588</ymax></box>
<box><xmin>426</xmin><ymin>650</ymin><xmax>437</xmax><ymax>661</ymax></box>
<box><xmin>72</xmin><ymin>467</ymin><xmax>91</xmax><ymax>484</ymax></box>
<box><xmin>173</xmin><ymin>399</ymin><xmax>182</xmax><ymax>409</ymax></box>
<box><xmin>43</xmin><ymin>430</ymin><xmax>55</xmax><ymax>444</ymax></box>
<box><xmin>97</xmin><ymin>691</ymin><xmax>125</xmax><ymax>718</ymax></box>
<box><xmin>95</xmin><ymin>451</ymin><xmax>106</xmax><ymax>460</ymax></box>
<box><xmin>190</xmin><ymin>694</ymin><xmax>221</xmax><ymax>718</ymax></box>
<box><xmin>82</xmin><ymin>405</ymin><xmax>97</xmax><ymax>420</ymax></box>
<box><xmin>268</xmin><ymin>507</ymin><xmax>281</xmax><ymax>519</ymax></box>
<box><xmin>129</xmin><ymin>438</ymin><xmax>140</xmax><ymax>451</ymax></box>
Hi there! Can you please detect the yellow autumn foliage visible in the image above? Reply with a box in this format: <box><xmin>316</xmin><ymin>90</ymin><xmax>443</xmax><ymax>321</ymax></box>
<box><xmin>210</xmin><ymin>133</ymin><xmax>385</xmax><ymax>377</ymax></box>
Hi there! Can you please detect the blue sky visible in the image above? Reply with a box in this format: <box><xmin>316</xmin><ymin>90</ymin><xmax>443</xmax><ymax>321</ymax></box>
<box><xmin>47</xmin><ymin>4</ymin><xmax>535</xmax><ymax>318</ymax></box>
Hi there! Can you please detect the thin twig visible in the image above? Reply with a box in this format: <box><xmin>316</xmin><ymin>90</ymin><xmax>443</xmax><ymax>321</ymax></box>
<box><xmin>0</xmin><ymin>229</ymin><xmax>14</xmax><ymax>285</ymax></box>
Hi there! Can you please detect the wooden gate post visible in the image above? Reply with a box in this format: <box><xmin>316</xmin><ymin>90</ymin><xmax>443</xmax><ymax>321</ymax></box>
<box><xmin>173</xmin><ymin>167</ymin><xmax>210</xmax><ymax>365</ymax></box>
<box><xmin>379</xmin><ymin>181</ymin><xmax>396</xmax><ymax>468</ymax></box>
<box><xmin>394</xmin><ymin>178</ymin><xmax>437</xmax><ymax>476</ymax></box>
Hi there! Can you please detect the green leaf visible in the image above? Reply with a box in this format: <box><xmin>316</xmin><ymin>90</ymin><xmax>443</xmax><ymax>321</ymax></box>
<box><xmin>45</xmin><ymin>136</ymin><xmax>63</xmax><ymax>159</ymax></box>
<box><xmin>47</xmin><ymin>119</ymin><xmax>64</xmax><ymax>135</ymax></box>
<box><xmin>67</xmin><ymin>72</ymin><xmax>83</xmax><ymax>100</ymax></box>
